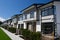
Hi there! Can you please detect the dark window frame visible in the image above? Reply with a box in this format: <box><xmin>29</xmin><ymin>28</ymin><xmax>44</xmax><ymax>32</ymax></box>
<box><xmin>41</xmin><ymin>6</ymin><xmax>54</xmax><ymax>17</ymax></box>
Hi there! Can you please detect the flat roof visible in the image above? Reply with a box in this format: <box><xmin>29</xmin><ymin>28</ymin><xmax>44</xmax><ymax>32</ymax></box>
<box><xmin>20</xmin><ymin>4</ymin><xmax>44</xmax><ymax>12</ymax></box>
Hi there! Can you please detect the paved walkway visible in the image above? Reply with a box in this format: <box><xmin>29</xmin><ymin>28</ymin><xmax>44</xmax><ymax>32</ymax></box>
<box><xmin>1</xmin><ymin>27</ymin><xmax>24</xmax><ymax>40</ymax></box>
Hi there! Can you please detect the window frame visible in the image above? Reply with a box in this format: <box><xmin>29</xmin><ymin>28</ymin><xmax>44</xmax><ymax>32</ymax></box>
<box><xmin>30</xmin><ymin>10</ymin><xmax>34</xmax><ymax>18</ymax></box>
<box><xmin>41</xmin><ymin>6</ymin><xmax>54</xmax><ymax>17</ymax></box>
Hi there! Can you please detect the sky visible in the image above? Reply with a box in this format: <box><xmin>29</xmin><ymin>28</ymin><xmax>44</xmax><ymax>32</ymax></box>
<box><xmin>0</xmin><ymin>0</ymin><xmax>52</xmax><ymax>21</ymax></box>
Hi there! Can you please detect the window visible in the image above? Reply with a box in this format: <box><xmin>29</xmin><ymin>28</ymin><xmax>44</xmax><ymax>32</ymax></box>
<box><xmin>41</xmin><ymin>6</ymin><xmax>54</xmax><ymax>16</ymax></box>
<box><xmin>48</xmin><ymin>7</ymin><xmax>54</xmax><ymax>15</ymax></box>
<box><xmin>20</xmin><ymin>15</ymin><xmax>23</xmax><ymax>21</ymax></box>
<box><xmin>25</xmin><ymin>14</ymin><xmax>27</xmax><ymax>19</ymax></box>
<box><xmin>19</xmin><ymin>15</ymin><xmax>23</xmax><ymax>21</ymax></box>
<box><xmin>13</xmin><ymin>18</ymin><xmax>17</xmax><ymax>22</ymax></box>
<box><xmin>42</xmin><ymin>10</ymin><xmax>48</xmax><ymax>16</ymax></box>
<box><xmin>30</xmin><ymin>11</ymin><xmax>34</xmax><ymax>18</ymax></box>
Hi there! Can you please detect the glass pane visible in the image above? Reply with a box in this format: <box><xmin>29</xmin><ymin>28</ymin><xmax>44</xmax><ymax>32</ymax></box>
<box><xmin>30</xmin><ymin>11</ymin><xmax>34</xmax><ymax>18</ymax></box>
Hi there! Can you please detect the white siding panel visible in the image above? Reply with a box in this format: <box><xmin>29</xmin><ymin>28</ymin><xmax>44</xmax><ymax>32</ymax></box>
<box><xmin>24</xmin><ymin>22</ymin><xmax>27</xmax><ymax>29</ymax></box>
<box><xmin>54</xmin><ymin>1</ymin><xmax>60</xmax><ymax>36</ymax></box>
<box><xmin>36</xmin><ymin>21</ymin><xmax>41</xmax><ymax>32</ymax></box>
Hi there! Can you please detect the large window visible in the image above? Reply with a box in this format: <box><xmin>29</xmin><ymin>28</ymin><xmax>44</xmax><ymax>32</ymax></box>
<box><xmin>41</xmin><ymin>6</ymin><xmax>54</xmax><ymax>16</ymax></box>
<box><xmin>42</xmin><ymin>23</ymin><xmax>54</xmax><ymax>34</ymax></box>
<box><xmin>30</xmin><ymin>11</ymin><xmax>34</xmax><ymax>18</ymax></box>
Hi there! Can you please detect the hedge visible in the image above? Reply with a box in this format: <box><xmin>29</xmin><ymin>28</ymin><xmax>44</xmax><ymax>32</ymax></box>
<box><xmin>8</xmin><ymin>27</ymin><xmax>16</xmax><ymax>33</ymax></box>
<box><xmin>20</xmin><ymin>29</ymin><xmax>42</xmax><ymax>40</ymax></box>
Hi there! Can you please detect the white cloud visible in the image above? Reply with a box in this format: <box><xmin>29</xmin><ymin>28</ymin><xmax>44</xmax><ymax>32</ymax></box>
<box><xmin>0</xmin><ymin>17</ymin><xmax>6</xmax><ymax>22</ymax></box>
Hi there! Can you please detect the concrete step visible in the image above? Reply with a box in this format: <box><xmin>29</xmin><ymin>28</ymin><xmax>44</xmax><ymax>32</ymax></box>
<box><xmin>42</xmin><ymin>35</ymin><xmax>54</xmax><ymax>40</ymax></box>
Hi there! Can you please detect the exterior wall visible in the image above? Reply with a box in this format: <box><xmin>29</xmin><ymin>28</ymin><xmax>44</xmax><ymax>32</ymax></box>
<box><xmin>36</xmin><ymin>9</ymin><xmax>41</xmax><ymax>32</ymax></box>
<box><xmin>3</xmin><ymin>22</ymin><xmax>7</xmax><ymax>25</ymax></box>
<box><xmin>54</xmin><ymin>1</ymin><xmax>60</xmax><ymax>36</ymax></box>
<box><xmin>22</xmin><ymin>7</ymin><xmax>37</xmax><ymax>30</ymax></box>
<box><xmin>8</xmin><ymin>21</ymin><xmax>11</xmax><ymax>27</ymax></box>
<box><xmin>11</xmin><ymin>21</ymin><xmax>15</xmax><ymax>27</ymax></box>
<box><xmin>28</xmin><ymin>23</ymin><xmax>32</xmax><ymax>31</ymax></box>
<box><xmin>18</xmin><ymin>21</ymin><xmax>24</xmax><ymax>24</ymax></box>
<box><xmin>17</xmin><ymin>21</ymin><xmax>24</xmax><ymax>28</ymax></box>
<box><xmin>24</xmin><ymin>22</ymin><xmax>27</xmax><ymax>29</ymax></box>
<box><xmin>36</xmin><ymin>21</ymin><xmax>41</xmax><ymax>32</ymax></box>
<box><xmin>11</xmin><ymin>18</ymin><xmax>17</xmax><ymax>28</ymax></box>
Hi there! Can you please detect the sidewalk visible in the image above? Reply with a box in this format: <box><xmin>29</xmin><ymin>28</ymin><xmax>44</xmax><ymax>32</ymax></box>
<box><xmin>1</xmin><ymin>27</ymin><xmax>24</xmax><ymax>40</ymax></box>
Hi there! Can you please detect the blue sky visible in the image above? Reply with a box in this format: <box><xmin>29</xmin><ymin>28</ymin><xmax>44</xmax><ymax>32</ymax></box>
<box><xmin>0</xmin><ymin>0</ymin><xmax>51</xmax><ymax>20</ymax></box>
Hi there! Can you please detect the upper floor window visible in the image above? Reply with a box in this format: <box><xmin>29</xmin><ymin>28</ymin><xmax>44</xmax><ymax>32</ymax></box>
<box><xmin>41</xmin><ymin>6</ymin><xmax>54</xmax><ymax>16</ymax></box>
<box><xmin>13</xmin><ymin>18</ymin><xmax>16</xmax><ymax>21</ymax></box>
<box><xmin>30</xmin><ymin>11</ymin><xmax>34</xmax><ymax>18</ymax></box>
<box><xmin>25</xmin><ymin>14</ymin><xmax>27</xmax><ymax>19</ymax></box>
<box><xmin>19</xmin><ymin>15</ymin><xmax>23</xmax><ymax>21</ymax></box>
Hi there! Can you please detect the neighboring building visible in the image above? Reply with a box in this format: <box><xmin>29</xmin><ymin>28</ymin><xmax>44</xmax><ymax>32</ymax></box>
<box><xmin>2</xmin><ymin>19</ymin><xmax>12</xmax><ymax>27</ymax></box>
<box><xmin>18</xmin><ymin>14</ymin><xmax>24</xmax><ymax>29</ymax></box>
<box><xmin>2</xmin><ymin>21</ymin><xmax>8</xmax><ymax>26</ymax></box>
<box><xmin>7</xmin><ymin>19</ymin><xmax>12</xmax><ymax>27</ymax></box>
<box><xmin>11</xmin><ymin>14</ymin><xmax>19</xmax><ymax>28</ymax></box>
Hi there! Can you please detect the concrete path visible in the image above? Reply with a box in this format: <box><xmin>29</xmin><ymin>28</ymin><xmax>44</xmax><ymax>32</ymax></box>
<box><xmin>1</xmin><ymin>27</ymin><xmax>24</xmax><ymax>40</ymax></box>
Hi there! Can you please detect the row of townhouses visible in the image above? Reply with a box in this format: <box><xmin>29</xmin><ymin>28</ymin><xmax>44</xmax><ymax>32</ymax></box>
<box><xmin>2</xmin><ymin>0</ymin><xmax>60</xmax><ymax>39</ymax></box>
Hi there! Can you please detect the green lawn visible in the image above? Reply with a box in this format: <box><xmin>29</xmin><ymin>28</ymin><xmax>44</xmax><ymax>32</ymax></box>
<box><xmin>0</xmin><ymin>28</ymin><xmax>11</xmax><ymax>40</ymax></box>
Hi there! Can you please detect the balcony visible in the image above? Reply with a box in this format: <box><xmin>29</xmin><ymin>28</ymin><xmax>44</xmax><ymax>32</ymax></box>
<box><xmin>42</xmin><ymin>15</ymin><xmax>54</xmax><ymax>23</ymax></box>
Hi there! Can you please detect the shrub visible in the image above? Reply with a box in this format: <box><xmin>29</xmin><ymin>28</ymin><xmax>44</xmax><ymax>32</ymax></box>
<box><xmin>31</xmin><ymin>32</ymin><xmax>41</xmax><ymax>40</ymax></box>
<box><xmin>22</xmin><ymin>29</ymin><xmax>31</xmax><ymax>40</ymax></box>
<box><xmin>2</xmin><ymin>25</ymin><xmax>8</xmax><ymax>29</ymax></box>
<box><xmin>19</xmin><ymin>28</ymin><xmax>23</xmax><ymax>35</ymax></box>
<box><xmin>8</xmin><ymin>27</ymin><xmax>16</xmax><ymax>33</ymax></box>
<box><xmin>20</xmin><ymin>29</ymin><xmax>42</xmax><ymax>40</ymax></box>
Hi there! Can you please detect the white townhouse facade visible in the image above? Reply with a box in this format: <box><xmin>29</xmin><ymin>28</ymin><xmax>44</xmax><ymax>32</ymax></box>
<box><xmin>39</xmin><ymin>1</ymin><xmax>55</xmax><ymax>38</ymax></box>
<box><xmin>17</xmin><ymin>4</ymin><xmax>44</xmax><ymax>32</ymax></box>
<box><xmin>18</xmin><ymin>14</ymin><xmax>24</xmax><ymax>29</ymax></box>
<box><xmin>17</xmin><ymin>0</ymin><xmax>60</xmax><ymax>39</ymax></box>
<box><xmin>11</xmin><ymin>14</ymin><xmax>19</xmax><ymax>28</ymax></box>
<box><xmin>7</xmin><ymin>19</ymin><xmax>12</xmax><ymax>27</ymax></box>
